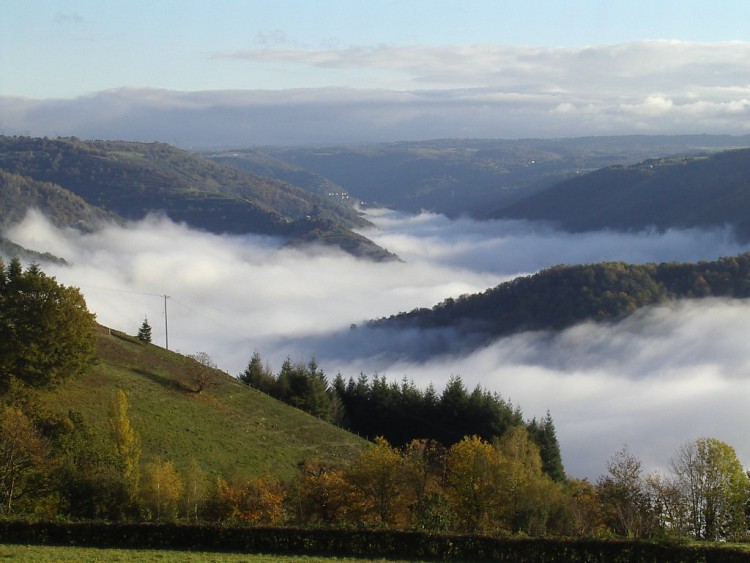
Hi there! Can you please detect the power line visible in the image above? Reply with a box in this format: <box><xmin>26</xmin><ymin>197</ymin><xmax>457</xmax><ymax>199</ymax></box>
<box><xmin>77</xmin><ymin>284</ymin><xmax>171</xmax><ymax>348</ymax></box>
<box><xmin>77</xmin><ymin>283</ymin><xmax>246</xmax><ymax>347</ymax></box>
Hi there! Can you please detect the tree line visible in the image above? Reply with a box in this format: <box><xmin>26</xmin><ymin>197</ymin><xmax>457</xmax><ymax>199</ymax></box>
<box><xmin>376</xmin><ymin>252</ymin><xmax>750</xmax><ymax>339</ymax></box>
<box><xmin>2</xmin><ymin>381</ymin><xmax>747</xmax><ymax>542</ymax></box>
<box><xmin>238</xmin><ymin>353</ymin><xmax>565</xmax><ymax>482</ymax></box>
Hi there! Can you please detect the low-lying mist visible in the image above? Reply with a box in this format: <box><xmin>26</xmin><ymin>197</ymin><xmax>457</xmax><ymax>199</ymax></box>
<box><xmin>4</xmin><ymin>208</ymin><xmax>749</xmax><ymax>479</ymax></box>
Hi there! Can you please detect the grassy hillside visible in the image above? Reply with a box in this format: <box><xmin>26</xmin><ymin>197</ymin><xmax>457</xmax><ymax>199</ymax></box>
<box><xmin>38</xmin><ymin>326</ymin><xmax>367</xmax><ymax>481</ymax></box>
<box><xmin>493</xmin><ymin>149</ymin><xmax>750</xmax><ymax>239</ymax></box>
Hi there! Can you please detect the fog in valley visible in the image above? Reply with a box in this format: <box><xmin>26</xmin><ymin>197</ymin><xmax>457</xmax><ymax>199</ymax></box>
<box><xmin>4</xmin><ymin>208</ymin><xmax>749</xmax><ymax>479</ymax></box>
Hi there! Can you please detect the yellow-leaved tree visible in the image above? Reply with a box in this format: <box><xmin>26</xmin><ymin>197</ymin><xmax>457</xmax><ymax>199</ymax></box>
<box><xmin>142</xmin><ymin>459</ymin><xmax>183</xmax><ymax>520</ymax></box>
<box><xmin>297</xmin><ymin>459</ymin><xmax>350</xmax><ymax>526</ymax></box>
<box><xmin>0</xmin><ymin>406</ymin><xmax>53</xmax><ymax>514</ymax></box>
<box><xmin>495</xmin><ymin>425</ymin><xmax>559</xmax><ymax>535</ymax></box>
<box><xmin>345</xmin><ymin>436</ymin><xmax>403</xmax><ymax>526</ymax></box>
<box><xmin>447</xmin><ymin>435</ymin><xmax>502</xmax><ymax>533</ymax></box>
<box><xmin>109</xmin><ymin>389</ymin><xmax>141</xmax><ymax>515</ymax></box>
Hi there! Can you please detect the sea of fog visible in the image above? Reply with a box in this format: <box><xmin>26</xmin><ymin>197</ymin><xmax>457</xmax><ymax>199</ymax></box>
<box><xmin>4</xmin><ymin>208</ymin><xmax>750</xmax><ymax>480</ymax></box>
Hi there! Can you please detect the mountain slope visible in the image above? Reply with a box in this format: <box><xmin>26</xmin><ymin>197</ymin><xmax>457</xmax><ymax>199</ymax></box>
<box><xmin>262</xmin><ymin>135</ymin><xmax>750</xmax><ymax>217</ymax></box>
<box><xmin>492</xmin><ymin>149</ymin><xmax>750</xmax><ymax>239</ymax></box>
<box><xmin>373</xmin><ymin>252</ymin><xmax>750</xmax><ymax>341</ymax></box>
<box><xmin>204</xmin><ymin>149</ymin><xmax>362</xmax><ymax>219</ymax></box>
<box><xmin>0</xmin><ymin>136</ymin><xmax>393</xmax><ymax>260</ymax></box>
<box><xmin>0</xmin><ymin>168</ymin><xmax>116</xmax><ymax>231</ymax></box>
<box><xmin>39</xmin><ymin>325</ymin><xmax>367</xmax><ymax>480</ymax></box>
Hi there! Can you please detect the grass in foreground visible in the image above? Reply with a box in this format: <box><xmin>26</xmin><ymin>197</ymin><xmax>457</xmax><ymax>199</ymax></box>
<box><xmin>0</xmin><ymin>545</ymin><xmax>433</xmax><ymax>562</ymax></box>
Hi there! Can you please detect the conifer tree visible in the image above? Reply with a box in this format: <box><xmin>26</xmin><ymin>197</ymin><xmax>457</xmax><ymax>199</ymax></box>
<box><xmin>239</xmin><ymin>351</ymin><xmax>275</xmax><ymax>393</ymax></box>
<box><xmin>137</xmin><ymin>317</ymin><xmax>152</xmax><ymax>343</ymax></box>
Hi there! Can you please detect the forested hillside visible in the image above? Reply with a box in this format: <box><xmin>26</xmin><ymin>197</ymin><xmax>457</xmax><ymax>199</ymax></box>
<box><xmin>493</xmin><ymin>149</ymin><xmax>750</xmax><ymax>239</ymax></box>
<box><xmin>205</xmin><ymin>149</ymin><xmax>355</xmax><ymax>205</ymax></box>
<box><xmin>0</xmin><ymin>136</ymin><xmax>394</xmax><ymax>260</ymax></box>
<box><xmin>262</xmin><ymin>135</ymin><xmax>750</xmax><ymax>217</ymax></box>
<box><xmin>0</xmin><ymin>168</ymin><xmax>116</xmax><ymax>231</ymax></box>
<box><xmin>375</xmin><ymin>252</ymin><xmax>750</xmax><ymax>339</ymax></box>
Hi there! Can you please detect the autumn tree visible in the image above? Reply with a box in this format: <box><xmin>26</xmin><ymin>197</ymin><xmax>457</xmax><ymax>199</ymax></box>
<box><xmin>109</xmin><ymin>389</ymin><xmax>141</xmax><ymax>513</ymax></box>
<box><xmin>142</xmin><ymin>459</ymin><xmax>183</xmax><ymax>520</ymax></box>
<box><xmin>0</xmin><ymin>406</ymin><xmax>53</xmax><ymax>513</ymax></box>
<box><xmin>297</xmin><ymin>459</ymin><xmax>350</xmax><ymax>525</ymax></box>
<box><xmin>55</xmin><ymin>409</ymin><xmax>124</xmax><ymax>520</ymax></box>
<box><xmin>447</xmin><ymin>435</ymin><xmax>503</xmax><ymax>533</ymax></box>
<box><xmin>181</xmin><ymin>458</ymin><xmax>207</xmax><ymax>521</ymax></box>
<box><xmin>495</xmin><ymin>425</ymin><xmax>558</xmax><ymax>535</ymax></box>
<box><xmin>558</xmin><ymin>478</ymin><xmax>603</xmax><ymax>538</ymax></box>
<box><xmin>0</xmin><ymin>258</ymin><xmax>97</xmax><ymax>387</ymax></box>
<box><xmin>668</xmin><ymin>437</ymin><xmax>749</xmax><ymax>540</ymax></box>
<box><xmin>215</xmin><ymin>474</ymin><xmax>286</xmax><ymax>525</ymax></box>
<box><xmin>346</xmin><ymin>436</ymin><xmax>404</xmax><ymax>525</ymax></box>
<box><xmin>400</xmin><ymin>439</ymin><xmax>451</xmax><ymax>531</ymax></box>
<box><xmin>647</xmin><ymin>471</ymin><xmax>691</xmax><ymax>537</ymax></box>
<box><xmin>596</xmin><ymin>446</ymin><xmax>659</xmax><ymax>538</ymax></box>
<box><xmin>187</xmin><ymin>351</ymin><xmax>217</xmax><ymax>393</ymax></box>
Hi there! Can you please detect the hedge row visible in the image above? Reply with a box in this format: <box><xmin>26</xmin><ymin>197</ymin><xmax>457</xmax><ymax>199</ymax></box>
<box><xmin>0</xmin><ymin>521</ymin><xmax>747</xmax><ymax>562</ymax></box>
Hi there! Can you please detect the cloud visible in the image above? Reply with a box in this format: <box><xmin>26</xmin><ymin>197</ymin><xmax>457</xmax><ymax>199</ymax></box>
<box><xmin>54</xmin><ymin>12</ymin><xmax>84</xmax><ymax>25</ymax></box>
<box><xmin>332</xmin><ymin>300</ymin><xmax>750</xmax><ymax>480</ymax></box>
<box><xmin>2</xmin><ymin>41</ymin><xmax>749</xmax><ymax>144</ymax></box>
<box><xmin>3</xmin><ymin>208</ymin><xmax>749</xmax><ymax>479</ymax></box>
<box><xmin>212</xmin><ymin>41</ymin><xmax>750</xmax><ymax>102</ymax></box>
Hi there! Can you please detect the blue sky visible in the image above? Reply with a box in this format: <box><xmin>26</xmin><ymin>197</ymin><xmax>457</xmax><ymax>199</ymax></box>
<box><xmin>1</xmin><ymin>0</ymin><xmax>749</xmax><ymax>143</ymax></box>
<box><xmin>3</xmin><ymin>0</ymin><xmax>748</xmax><ymax>98</ymax></box>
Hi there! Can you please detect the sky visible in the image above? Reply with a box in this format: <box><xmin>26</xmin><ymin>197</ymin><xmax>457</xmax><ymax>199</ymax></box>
<box><xmin>1</xmin><ymin>0</ymin><xmax>749</xmax><ymax>144</ymax></box>
<box><xmin>4</xmin><ymin>209</ymin><xmax>750</xmax><ymax>479</ymax></box>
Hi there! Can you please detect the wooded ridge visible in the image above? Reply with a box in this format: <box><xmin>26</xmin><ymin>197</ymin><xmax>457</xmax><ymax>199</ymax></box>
<box><xmin>374</xmin><ymin>252</ymin><xmax>750</xmax><ymax>338</ymax></box>
<box><xmin>0</xmin><ymin>136</ymin><xmax>395</xmax><ymax>261</ymax></box>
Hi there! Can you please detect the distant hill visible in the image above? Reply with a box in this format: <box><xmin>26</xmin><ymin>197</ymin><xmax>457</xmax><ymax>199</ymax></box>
<box><xmin>261</xmin><ymin>135</ymin><xmax>750</xmax><ymax>217</ymax></box>
<box><xmin>373</xmin><ymin>253</ymin><xmax>750</xmax><ymax>344</ymax></box>
<box><xmin>492</xmin><ymin>149</ymin><xmax>750</xmax><ymax>240</ymax></box>
<box><xmin>205</xmin><ymin>149</ymin><xmax>359</xmax><ymax>210</ymax></box>
<box><xmin>0</xmin><ymin>136</ymin><xmax>394</xmax><ymax>261</ymax></box>
<box><xmin>0</xmin><ymin>168</ymin><xmax>116</xmax><ymax>231</ymax></box>
<box><xmin>38</xmin><ymin>325</ymin><xmax>366</xmax><ymax>480</ymax></box>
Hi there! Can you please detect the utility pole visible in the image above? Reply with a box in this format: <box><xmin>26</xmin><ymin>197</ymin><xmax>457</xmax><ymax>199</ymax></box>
<box><xmin>164</xmin><ymin>294</ymin><xmax>171</xmax><ymax>350</ymax></box>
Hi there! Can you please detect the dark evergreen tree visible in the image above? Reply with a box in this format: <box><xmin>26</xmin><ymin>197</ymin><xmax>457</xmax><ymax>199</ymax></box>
<box><xmin>137</xmin><ymin>317</ymin><xmax>152</xmax><ymax>343</ymax></box>
<box><xmin>238</xmin><ymin>351</ymin><xmax>275</xmax><ymax>393</ymax></box>
<box><xmin>528</xmin><ymin>411</ymin><xmax>566</xmax><ymax>482</ymax></box>
<box><xmin>305</xmin><ymin>358</ymin><xmax>333</xmax><ymax>420</ymax></box>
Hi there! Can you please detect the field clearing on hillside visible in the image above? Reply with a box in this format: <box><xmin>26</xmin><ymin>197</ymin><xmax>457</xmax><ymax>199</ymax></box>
<box><xmin>37</xmin><ymin>326</ymin><xmax>367</xmax><ymax>481</ymax></box>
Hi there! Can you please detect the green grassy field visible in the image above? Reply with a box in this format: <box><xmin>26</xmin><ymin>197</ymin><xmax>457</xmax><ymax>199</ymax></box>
<box><xmin>0</xmin><ymin>545</ymin><xmax>435</xmax><ymax>562</ymax></box>
<box><xmin>37</xmin><ymin>326</ymin><xmax>367</xmax><ymax>481</ymax></box>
